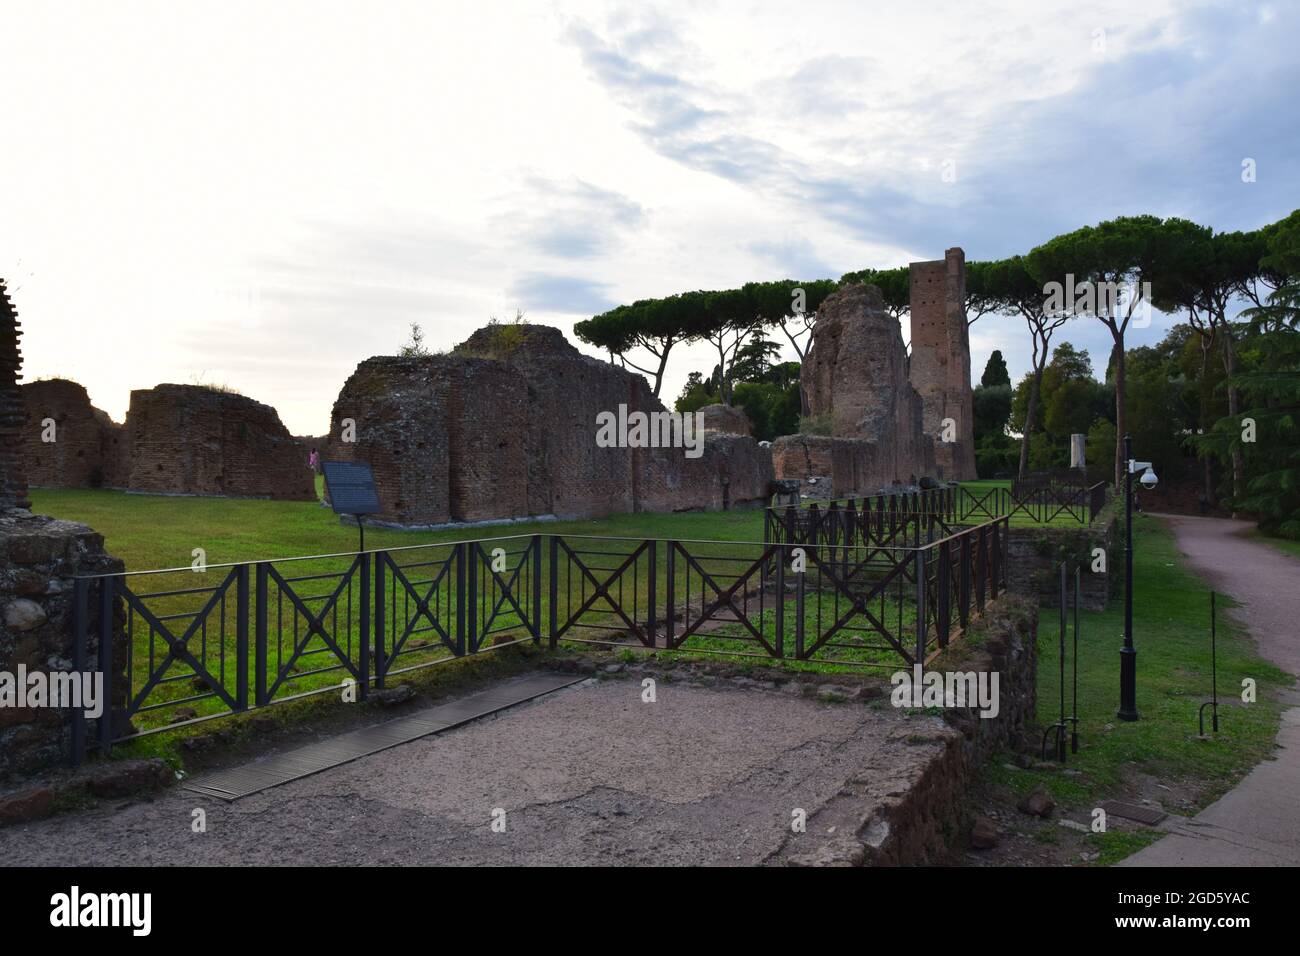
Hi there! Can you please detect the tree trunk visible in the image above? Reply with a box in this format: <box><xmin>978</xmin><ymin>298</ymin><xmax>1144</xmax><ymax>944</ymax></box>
<box><xmin>1017</xmin><ymin>366</ymin><xmax>1043</xmax><ymax>480</ymax></box>
<box><xmin>651</xmin><ymin>342</ymin><xmax>672</xmax><ymax>398</ymax></box>
<box><xmin>1112</xmin><ymin>336</ymin><xmax>1126</xmax><ymax>491</ymax></box>
<box><xmin>1221</xmin><ymin>329</ymin><xmax>1244</xmax><ymax>510</ymax></box>
<box><xmin>1198</xmin><ymin>341</ymin><xmax>1215</xmax><ymax>507</ymax></box>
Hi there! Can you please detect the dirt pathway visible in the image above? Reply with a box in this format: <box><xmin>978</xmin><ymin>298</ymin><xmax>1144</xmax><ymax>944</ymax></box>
<box><xmin>1121</xmin><ymin>515</ymin><xmax>1300</xmax><ymax>866</ymax></box>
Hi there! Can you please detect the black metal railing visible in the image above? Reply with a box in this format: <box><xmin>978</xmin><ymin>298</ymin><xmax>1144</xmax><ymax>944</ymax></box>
<box><xmin>70</xmin><ymin>520</ymin><xmax>1010</xmax><ymax>761</ymax></box>
<box><xmin>765</xmin><ymin>481</ymin><xmax>1110</xmax><ymax>533</ymax></box>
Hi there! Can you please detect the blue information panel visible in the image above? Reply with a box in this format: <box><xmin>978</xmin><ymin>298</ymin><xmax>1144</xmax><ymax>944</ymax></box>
<box><xmin>321</xmin><ymin>460</ymin><xmax>382</xmax><ymax>516</ymax></box>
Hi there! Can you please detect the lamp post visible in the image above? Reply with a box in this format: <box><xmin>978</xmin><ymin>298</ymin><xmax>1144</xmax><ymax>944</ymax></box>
<box><xmin>1119</xmin><ymin>433</ymin><xmax>1158</xmax><ymax>722</ymax></box>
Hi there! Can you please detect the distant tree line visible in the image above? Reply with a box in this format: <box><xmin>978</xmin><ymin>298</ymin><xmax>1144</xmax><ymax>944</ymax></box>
<box><xmin>576</xmin><ymin>210</ymin><xmax>1300</xmax><ymax>536</ymax></box>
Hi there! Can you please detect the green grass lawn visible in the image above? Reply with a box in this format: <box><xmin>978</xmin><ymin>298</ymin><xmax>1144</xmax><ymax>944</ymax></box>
<box><xmin>982</xmin><ymin>513</ymin><xmax>1290</xmax><ymax>862</ymax></box>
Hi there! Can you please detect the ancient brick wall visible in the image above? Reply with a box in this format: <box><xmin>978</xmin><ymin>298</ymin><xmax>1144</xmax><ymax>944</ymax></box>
<box><xmin>124</xmin><ymin>385</ymin><xmax>314</xmax><ymax>500</ymax></box>
<box><xmin>21</xmin><ymin>379</ymin><xmax>124</xmax><ymax>489</ymax></box>
<box><xmin>800</xmin><ymin>283</ymin><xmax>936</xmax><ymax>493</ymax></box>
<box><xmin>908</xmin><ymin>249</ymin><xmax>977</xmax><ymax>480</ymax></box>
<box><xmin>0</xmin><ymin>280</ymin><xmax>30</xmax><ymax>511</ymax></box>
<box><xmin>328</xmin><ymin>324</ymin><xmax>773</xmax><ymax>526</ymax></box>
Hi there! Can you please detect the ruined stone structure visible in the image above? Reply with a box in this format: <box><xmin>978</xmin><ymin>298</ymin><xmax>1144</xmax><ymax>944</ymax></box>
<box><xmin>778</xmin><ymin>283</ymin><xmax>936</xmax><ymax>494</ymax></box>
<box><xmin>698</xmin><ymin>403</ymin><xmax>751</xmax><ymax>437</ymax></box>
<box><xmin>21</xmin><ymin>379</ymin><xmax>126</xmax><ymax>489</ymax></box>
<box><xmin>0</xmin><ymin>281</ymin><xmax>125</xmax><ymax>778</ymax></box>
<box><xmin>908</xmin><ymin>248</ymin><xmax>977</xmax><ymax>480</ymax></box>
<box><xmin>122</xmin><ymin>385</ymin><xmax>314</xmax><ymax>500</ymax></box>
<box><xmin>327</xmin><ymin>324</ymin><xmax>772</xmax><ymax>526</ymax></box>
<box><xmin>0</xmin><ymin>280</ymin><xmax>30</xmax><ymax>511</ymax></box>
<box><xmin>773</xmin><ymin>248</ymin><xmax>979</xmax><ymax>494</ymax></box>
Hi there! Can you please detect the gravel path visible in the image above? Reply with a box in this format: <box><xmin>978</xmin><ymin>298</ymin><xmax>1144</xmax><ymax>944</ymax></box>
<box><xmin>0</xmin><ymin>678</ymin><xmax>932</xmax><ymax>866</ymax></box>
<box><xmin>1121</xmin><ymin>515</ymin><xmax>1300</xmax><ymax>866</ymax></box>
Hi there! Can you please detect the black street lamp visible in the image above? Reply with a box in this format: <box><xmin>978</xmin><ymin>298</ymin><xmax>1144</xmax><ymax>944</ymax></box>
<box><xmin>1119</xmin><ymin>433</ymin><xmax>1158</xmax><ymax>722</ymax></box>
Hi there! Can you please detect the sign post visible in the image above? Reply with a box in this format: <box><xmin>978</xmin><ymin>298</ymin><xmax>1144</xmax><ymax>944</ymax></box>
<box><xmin>321</xmin><ymin>460</ymin><xmax>382</xmax><ymax>553</ymax></box>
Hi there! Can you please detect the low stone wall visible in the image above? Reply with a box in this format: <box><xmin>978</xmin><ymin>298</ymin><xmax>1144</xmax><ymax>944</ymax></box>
<box><xmin>771</xmin><ymin>433</ymin><xmax>904</xmax><ymax>499</ymax></box>
<box><xmin>0</xmin><ymin>511</ymin><xmax>126</xmax><ymax>779</ymax></box>
<box><xmin>1005</xmin><ymin>507</ymin><xmax>1119</xmax><ymax>610</ymax></box>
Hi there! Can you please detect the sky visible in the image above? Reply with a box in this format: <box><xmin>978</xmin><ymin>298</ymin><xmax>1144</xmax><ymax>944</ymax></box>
<box><xmin>3</xmin><ymin>0</ymin><xmax>1298</xmax><ymax>435</ymax></box>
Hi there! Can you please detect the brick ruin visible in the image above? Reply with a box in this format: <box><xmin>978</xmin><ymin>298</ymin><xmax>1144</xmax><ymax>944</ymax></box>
<box><xmin>0</xmin><ymin>281</ymin><xmax>30</xmax><ymax>511</ymax></box>
<box><xmin>908</xmin><ymin>248</ymin><xmax>977</xmax><ymax>480</ymax></box>
<box><xmin>773</xmin><ymin>249</ymin><xmax>979</xmax><ymax>494</ymax></box>
<box><xmin>21</xmin><ymin>379</ymin><xmax>126</xmax><ymax>489</ymax></box>
<box><xmin>776</xmin><ymin>282</ymin><xmax>936</xmax><ymax>494</ymax></box>
<box><xmin>120</xmin><ymin>385</ymin><xmax>314</xmax><ymax>500</ymax></box>
<box><xmin>326</xmin><ymin>323</ymin><xmax>773</xmax><ymax>526</ymax></box>
<box><xmin>0</xmin><ymin>279</ymin><xmax>125</xmax><ymax>778</ymax></box>
<box><xmin>19</xmin><ymin>376</ymin><xmax>312</xmax><ymax>500</ymax></box>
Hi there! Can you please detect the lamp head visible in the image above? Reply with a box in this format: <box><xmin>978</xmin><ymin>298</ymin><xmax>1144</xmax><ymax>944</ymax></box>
<box><xmin>1139</xmin><ymin>467</ymin><xmax>1158</xmax><ymax>490</ymax></box>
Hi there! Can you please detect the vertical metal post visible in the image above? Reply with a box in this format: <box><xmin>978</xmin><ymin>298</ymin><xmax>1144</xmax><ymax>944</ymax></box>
<box><xmin>1071</xmin><ymin>566</ymin><xmax>1080</xmax><ymax>753</ymax></box>
<box><xmin>646</xmin><ymin>539</ymin><xmax>657</xmax><ymax>648</ymax></box>
<box><xmin>959</xmin><ymin>532</ymin><xmax>971</xmax><ymax>628</ymax></box>
<box><xmin>664</xmin><ymin>541</ymin><xmax>676</xmax><ymax>649</ymax></box>
<box><xmin>937</xmin><ymin>540</ymin><xmax>951</xmax><ymax>649</ymax></box>
<box><xmin>1211</xmin><ymin>591</ymin><xmax>1219</xmax><ymax>732</ymax></box>
<box><xmin>467</xmin><ymin>543</ymin><xmax>479</xmax><ymax>653</ymax></box>
<box><xmin>236</xmin><ymin>564</ymin><xmax>249</xmax><ymax>711</ymax></box>
<box><xmin>774</xmin><ymin>546</ymin><xmax>785</xmax><ymax>659</ymax></box>
<box><xmin>548</xmin><ymin>536</ymin><xmax>559</xmax><ymax>651</ymax></box>
<box><xmin>358</xmin><ymin>553</ymin><xmax>369</xmax><ymax>702</ymax></box>
<box><xmin>990</xmin><ymin>520</ymin><xmax>1001</xmax><ymax>600</ymax></box>
<box><xmin>1058</xmin><ymin>563</ymin><xmax>1067</xmax><ymax>761</ymax></box>
<box><xmin>256</xmin><ymin>563</ymin><xmax>268</xmax><ymax>705</ymax></box>
<box><xmin>1118</xmin><ymin>433</ymin><xmax>1139</xmax><ymax>721</ymax></box>
<box><xmin>373</xmin><ymin>553</ymin><xmax>386</xmax><ymax>685</ymax></box>
<box><xmin>531</xmin><ymin>535</ymin><xmax>542</xmax><ymax>643</ymax></box>
<box><xmin>915</xmin><ymin>548</ymin><xmax>927</xmax><ymax>666</ymax></box>
<box><xmin>794</xmin><ymin>554</ymin><xmax>805</xmax><ymax>660</ymax></box>
<box><xmin>71</xmin><ymin>577</ymin><xmax>88</xmax><ymax>766</ymax></box>
<box><xmin>456</xmin><ymin>543</ymin><xmax>467</xmax><ymax>657</ymax></box>
<box><xmin>97</xmin><ymin>577</ymin><xmax>114</xmax><ymax>756</ymax></box>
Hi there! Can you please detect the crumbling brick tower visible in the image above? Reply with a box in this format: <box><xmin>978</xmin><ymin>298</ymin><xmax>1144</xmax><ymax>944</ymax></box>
<box><xmin>908</xmin><ymin>248</ymin><xmax>977</xmax><ymax>480</ymax></box>
<box><xmin>0</xmin><ymin>279</ymin><xmax>32</xmax><ymax>510</ymax></box>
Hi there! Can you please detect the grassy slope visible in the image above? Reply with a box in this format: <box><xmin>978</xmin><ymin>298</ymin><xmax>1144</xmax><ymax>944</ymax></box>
<box><xmin>984</xmin><ymin>513</ymin><xmax>1290</xmax><ymax>863</ymax></box>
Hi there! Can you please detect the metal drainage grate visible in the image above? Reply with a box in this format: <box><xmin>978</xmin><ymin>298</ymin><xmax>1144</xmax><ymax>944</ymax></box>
<box><xmin>1099</xmin><ymin>800</ymin><xmax>1168</xmax><ymax>826</ymax></box>
<box><xmin>183</xmin><ymin>673</ymin><xmax>584</xmax><ymax>802</ymax></box>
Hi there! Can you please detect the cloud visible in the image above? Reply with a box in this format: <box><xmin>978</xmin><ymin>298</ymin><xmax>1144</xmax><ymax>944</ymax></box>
<box><xmin>507</xmin><ymin>272</ymin><xmax>619</xmax><ymax>314</ymax></box>
<box><xmin>504</xmin><ymin>175</ymin><xmax>646</xmax><ymax>259</ymax></box>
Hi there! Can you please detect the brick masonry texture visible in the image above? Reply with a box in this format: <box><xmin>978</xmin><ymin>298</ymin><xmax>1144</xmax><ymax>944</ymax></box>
<box><xmin>21</xmin><ymin>379</ymin><xmax>125</xmax><ymax>489</ymax></box>
<box><xmin>908</xmin><ymin>248</ymin><xmax>977</xmax><ymax>480</ymax></box>
<box><xmin>122</xmin><ymin>384</ymin><xmax>315</xmax><ymax>500</ymax></box>
<box><xmin>791</xmin><ymin>283</ymin><xmax>937</xmax><ymax>493</ymax></box>
<box><xmin>0</xmin><ymin>280</ymin><xmax>30</xmax><ymax>511</ymax></box>
<box><xmin>326</xmin><ymin>324</ymin><xmax>774</xmax><ymax>526</ymax></box>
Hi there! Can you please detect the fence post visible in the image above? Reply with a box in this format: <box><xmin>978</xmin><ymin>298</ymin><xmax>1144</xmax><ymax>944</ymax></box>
<box><xmin>646</xmin><ymin>539</ymin><xmax>657</xmax><ymax>648</ymax></box>
<box><xmin>774</xmin><ymin>545</ymin><xmax>785</xmax><ymax>659</ymax></box>
<box><xmin>456</xmin><ymin>543</ymin><xmax>468</xmax><ymax>656</ymax></box>
<box><xmin>976</xmin><ymin>526</ymin><xmax>987</xmax><ymax>612</ymax></box>
<box><xmin>236</xmin><ymin>563</ymin><xmax>249</xmax><ymax>710</ymax></box>
<box><xmin>547</xmin><ymin>536</ymin><xmax>558</xmax><ymax>650</ymax></box>
<box><xmin>795</xmin><ymin>554</ymin><xmax>805</xmax><ymax>660</ymax></box>
<box><xmin>531</xmin><ymin>535</ymin><xmax>542</xmax><ymax>643</ymax></box>
<box><xmin>915</xmin><ymin>548</ymin><xmax>927</xmax><ymax>666</ymax></box>
<box><xmin>256</xmin><ymin>562</ymin><xmax>268</xmax><ymax>705</ymax></box>
<box><xmin>358</xmin><ymin>554</ymin><xmax>369</xmax><ymax>702</ymax></box>
<box><xmin>665</xmin><ymin>541</ymin><xmax>676</xmax><ymax>649</ymax></box>
<box><xmin>937</xmin><ymin>540</ymin><xmax>951</xmax><ymax>649</ymax></box>
<box><xmin>373</xmin><ymin>553</ymin><xmax>385</xmax><ymax>687</ymax></box>
<box><xmin>959</xmin><ymin>532</ymin><xmax>971</xmax><ymax>629</ymax></box>
<box><xmin>990</xmin><ymin>521</ymin><xmax>1001</xmax><ymax>601</ymax></box>
<box><xmin>97</xmin><ymin>577</ymin><xmax>114</xmax><ymax>757</ymax></box>
<box><xmin>71</xmin><ymin>577</ymin><xmax>88</xmax><ymax>766</ymax></box>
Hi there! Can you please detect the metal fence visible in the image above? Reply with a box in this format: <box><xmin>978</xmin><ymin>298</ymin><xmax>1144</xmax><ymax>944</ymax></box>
<box><xmin>766</xmin><ymin>481</ymin><xmax>1109</xmax><ymax>534</ymax></box>
<box><xmin>70</xmin><ymin>520</ymin><xmax>1009</xmax><ymax>760</ymax></box>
